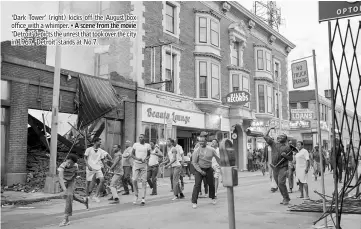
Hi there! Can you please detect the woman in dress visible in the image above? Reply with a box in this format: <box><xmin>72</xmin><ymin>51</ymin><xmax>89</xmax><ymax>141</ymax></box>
<box><xmin>295</xmin><ymin>141</ymin><xmax>311</xmax><ymax>200</ymax></box>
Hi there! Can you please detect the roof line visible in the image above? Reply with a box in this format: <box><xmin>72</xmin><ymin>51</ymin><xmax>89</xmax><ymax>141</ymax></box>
<box><xmin>230</xmin><ymin>1</ymin><xmax>296</xmax><ymax>49</ymax></box>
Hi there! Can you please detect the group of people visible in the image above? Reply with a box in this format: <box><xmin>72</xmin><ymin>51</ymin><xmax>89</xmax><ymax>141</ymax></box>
<box><xmin>57</xmin><ymin>133</ymin><xmax>222</xmax><ymax>226</ymax></box>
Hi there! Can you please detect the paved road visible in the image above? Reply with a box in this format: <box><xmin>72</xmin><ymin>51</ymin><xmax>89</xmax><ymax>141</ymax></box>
<box><xmin>1</xmin><ymin>171</ymin><xmax>360</xmax><ymax>229</ymax></box>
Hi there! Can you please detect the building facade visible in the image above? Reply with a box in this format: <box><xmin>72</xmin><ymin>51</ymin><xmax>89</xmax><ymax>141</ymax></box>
<box><xmin>289</xmin><ymin>90</ymin><xmax>361</xmax><ymax>152</ymax></box>
<box><xmin>129</xmin><ymin>1</ymin><xmax>295</xmax><ymax>170</ymax></box>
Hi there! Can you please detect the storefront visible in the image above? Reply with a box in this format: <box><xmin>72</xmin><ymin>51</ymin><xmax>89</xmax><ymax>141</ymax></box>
<box><xmin>138</xmin><ymin>102</ymin><xmax>230</xmax><ymax>154</ymax></box>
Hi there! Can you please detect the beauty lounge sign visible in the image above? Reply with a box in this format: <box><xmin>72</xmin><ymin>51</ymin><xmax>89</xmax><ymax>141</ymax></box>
<box><xmin>142</xmin><ymin>104</ymin><xmax>205</xmax><ymax>128</ymax></box>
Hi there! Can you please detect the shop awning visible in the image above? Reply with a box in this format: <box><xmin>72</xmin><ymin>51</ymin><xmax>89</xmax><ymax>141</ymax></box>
<box><xmin>246</xmin><ymin>129</ymin><xmax>264</xmax><ymax>137</ymax></box>
<box><xmin>75</xmin><ymin>74</ymin><xmax>123</xmax><ymax>129</ymax></box>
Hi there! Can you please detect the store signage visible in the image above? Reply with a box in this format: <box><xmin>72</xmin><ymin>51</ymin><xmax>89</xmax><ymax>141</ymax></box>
<box><xmin>319</xmin><ymin>1</ymin><xmax>361</xmax><ymax>22</ymax></box>
<box><xmin>291</xmin><ymin>60</ymin><xmax>309</xmax><ymax>89</ymax></box>
<box><xmin>142</xmin><ymin>104</ymin><xmax>205</xmax><ymax>129</ymax></box>
<box><xmin>320</xmin><ymin>121</ymin><xmax>329</xmax><ymax>131</ymax></box>
<box><xmin>166</xmin><ymin>118</ymin><xmax>173</xmax><ymax>130</ymax></box>
<box><xmin>224</xmin><ymin>91</ymin><xmax>250</xmax><ymax>106</ymax></box>
<box><xmin>289</xmin><ymin>120</ymin><xmax>311</xmax><ymax>129</ymax></box>
<box><xmin>291</xmin><ymin>109</ymin><xmax>314</xmax><ymax>120</ymax></box>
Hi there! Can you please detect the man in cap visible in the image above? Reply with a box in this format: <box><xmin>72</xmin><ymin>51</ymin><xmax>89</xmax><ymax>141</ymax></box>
<box><xmin>264</xmin><ymin>127</ymin><xmax>293</xmax><ymax>205</ymax></box>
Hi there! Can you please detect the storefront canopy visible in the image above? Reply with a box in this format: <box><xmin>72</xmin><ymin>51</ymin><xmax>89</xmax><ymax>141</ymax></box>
<box><xmin>75</xmin><ymin>74</ymin><xmax>123</xmax><ymax>130</ymax></box>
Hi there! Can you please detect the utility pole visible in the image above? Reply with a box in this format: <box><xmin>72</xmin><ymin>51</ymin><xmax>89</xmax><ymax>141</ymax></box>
<box><xmin>312</xmin><ymin>50</ymin><xmax>328</xmax><ymax>228</ymax></box>
<box><xmin>44</xmin><ymin>1</ymin><xmax>63</xmax><ymax>194</ymax></box>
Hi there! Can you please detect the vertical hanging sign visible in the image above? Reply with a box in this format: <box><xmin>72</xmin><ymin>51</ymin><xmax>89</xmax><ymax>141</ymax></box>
<box><xmin>291</xmin><ymin>60</ymin><xmax>309</xmax><ymax>89</ymax></box>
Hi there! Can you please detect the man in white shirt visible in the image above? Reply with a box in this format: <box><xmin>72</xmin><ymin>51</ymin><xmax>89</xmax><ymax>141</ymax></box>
<box><xmin>131</xmin><ymin>134</ymin><xmax>151</xmax><ymax>206</ymax></box>
<box><xmin>175</xmin><ymin>142</ymin><xmax>185</xmax><ymax>190</ymax></box>
<box><xmin>84</xmin><ymin>137</ymin><xmax>105</xmax><ymax>203</ymax></box>
<box><xmin>147</xmin><ymin>142</ymin><xmax>163</xmax><ymax>195</ymax></box>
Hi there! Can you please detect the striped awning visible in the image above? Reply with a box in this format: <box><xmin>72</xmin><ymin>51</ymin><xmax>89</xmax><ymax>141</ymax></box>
<box><xmin>75</xmin><ymin>74</ymin><xmax>122</xmax><ymax>129</ymax></box>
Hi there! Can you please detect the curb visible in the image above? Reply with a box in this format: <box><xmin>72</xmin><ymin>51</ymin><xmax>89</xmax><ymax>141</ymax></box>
<box><xmin>1</xmin><ymin>194</ymin><xmax>63</xmax><ymax>206</ymax></box>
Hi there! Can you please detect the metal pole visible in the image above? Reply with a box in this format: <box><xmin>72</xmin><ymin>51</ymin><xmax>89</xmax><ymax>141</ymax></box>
<box><xmin>44</xmin><ymin>1</ymin><xmax>63</xmax><ymax>194</ymax></box>
<box><xmin>312</xmin><ymin>50</ymin><xmax>328</xmax><ymax>228</ymax></box>
<box><xmin>328</xmin><ymin>21</ymin><xmax>340</xmax><ymax>229</ymax></box>
<box><xmin>227</xmin><ymin>187</ymin><xmax>236</xmax><ymax>229</ymax></box>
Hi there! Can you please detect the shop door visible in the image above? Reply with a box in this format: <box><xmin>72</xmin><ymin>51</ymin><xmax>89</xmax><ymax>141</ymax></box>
<box><xmin>105</xmin><ymin>119</ymin><xmax>122</xmax><ymax>156</ymax></box>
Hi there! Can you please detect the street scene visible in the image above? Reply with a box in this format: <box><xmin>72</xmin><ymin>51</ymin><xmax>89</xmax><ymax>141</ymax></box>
<box><xmin>1</xmin><ymin>1</ymin><xmax>361</xmax><ymax>229</ymax></box>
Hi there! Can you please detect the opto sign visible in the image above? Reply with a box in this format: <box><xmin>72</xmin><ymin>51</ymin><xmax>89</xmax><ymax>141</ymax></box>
<box><xmin>291</xmin><ymin>109</ymin><xmax>314</xmax><ymax>121</ymax></box>
<box><xmin>291</xmin><ymin>60</ymin><xmax>309</xmax><ymax>89</ymax></box>
<box><xmin>224</xmin><ymin>91</ymin><xmax>250</xmax><ymax>106</ymax></box>
<box><xmin>319</xmin><ymin>1</ymin><xmax>361</xmax><ymax>22</ymax></box>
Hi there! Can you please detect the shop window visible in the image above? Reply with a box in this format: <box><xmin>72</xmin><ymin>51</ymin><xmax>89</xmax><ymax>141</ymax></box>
<box><xmin>300</xmin><ymin>102</ymin><xmax>308</xmax><ymax>109</ymax></box>
<box><xmin>163</xmin><ymin>1</ymin><xmax>180</xmax><ymax>38</ymax></box>
<box><xmin>290</xmin><ymin>103</ymin><xmax>297</xmax><ymax>109</ymax></box>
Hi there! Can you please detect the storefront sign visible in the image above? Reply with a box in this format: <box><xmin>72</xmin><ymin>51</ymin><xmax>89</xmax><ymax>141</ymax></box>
<box><xmin>141</xmin><ymin>104</ymin><xmax>205</xmax><ymax>128</ymax></box>
<box><xmin>289</xmin><ymin>120</ymin><xmax>311</xmax><ymax>129</ymax></box>
<box><xmin>291</xmin><ymin>60</ymin><xmax>309</xmax><ymax>89</ymax></box>
<box><xmin>224</xmin><ymin>91</ymin><xmax>250</xmax><ymax>106</ymax></box>
<box><xmin>291</xmin><ymin>109</ymin><xmax>314</xmax><ymax>121</ymax></box>
<box><xmin>320</xmin><ymin>121</ymin><xmax>329</xmax><ymax>131</ymax></box>
<box><xmin>319</xmin><ymin>1</ymin><xmax>361</xmax><ymax>22</ymax></box>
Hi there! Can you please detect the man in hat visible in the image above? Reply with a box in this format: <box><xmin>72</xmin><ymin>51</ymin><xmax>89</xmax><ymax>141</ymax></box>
<box><xmin>264</xmin><ymin>127</ymin><xmax>293</xmax><ymax>205</ymax></box>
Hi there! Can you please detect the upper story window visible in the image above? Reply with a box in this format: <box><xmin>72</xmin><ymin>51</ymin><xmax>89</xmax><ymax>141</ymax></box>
<box><xmin>210</xmin><ymin>20</ymin><xmax>219</xmax><ymax>47</ymax></box>
<box><xmin>275</xmin><ymin>91</ymin><xmax>279</xmax><ymax>118</ymax></box>
<box><xmin>165</xmin><ymin>52</ymin><xmax>176</xmax><ymax>93</ymax></box>
<box><xmin>257</xmin><ymin>83</ymin><xmax>273</xmax><ymax>114</ymax></box>
<box><xmin>229</xmin><ymin>21</ymin><xmax>248</xmax><ymax>68</ymax></box>
<box><xmin>195</xmin><ymin>56</ymin><xmax>221</xmax><ymax>101</ymax></box>
<box><xmin>163</xmin><ymin>1</ymin><xmax>180</xmax><ymax>38</ymax></box>
<box><xmin>166</xmin><ymin>3</ymin><xmax>175</xmax><ymax>33</ymax></box>
<box><xmin>162</xmin><ymin>45</ymin><xmax>181</xmax><ymax>94</ymax></box>
<box><xmin>195</xmin><ymin>11</ymin><xmax>221</xmax><ymax>51</ymax></box>
<box><xmin>257</xmin><ymin>50</ymin><xmax>264</xmax><ymax>70</ymax></box>
<box><xmin>232</xmin><ymin>42</ymin><xmax>239</xmax><ymax>66</ymax></box>
<box><xmin>265</xmin><ymin>52</ymin><xmax>271</xmax><ymax>72</ymax></box>
<box><xmin>274</xmin><ymin>59</ymin><xmax>281</xmax><ymax>83</ymax></box>
<box><xmin>254</xmin><ymin>46</ymin><xmax>273</xmax><ymax>81</ymax></box>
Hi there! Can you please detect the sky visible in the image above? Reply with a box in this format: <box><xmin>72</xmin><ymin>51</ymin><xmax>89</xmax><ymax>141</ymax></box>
<box><xmin>1</xmin><ymin>0</ymin><xmax>360</xmax><ymax>116</ymax></box>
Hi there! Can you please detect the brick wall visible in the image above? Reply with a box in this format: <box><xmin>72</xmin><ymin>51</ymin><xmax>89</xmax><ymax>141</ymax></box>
<box><xmin>1</xmin><ymin>41</ymin><xmax>46</xmax><ymax>64</ymax></box>
<box><xmin>8</xmin><ymin>82</ymin><xmax>29</xmax><ymax>175</ymax></box>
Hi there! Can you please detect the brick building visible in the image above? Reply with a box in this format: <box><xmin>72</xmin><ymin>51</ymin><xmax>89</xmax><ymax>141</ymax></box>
<box><xmin>0</xmin><ymin>41</ymin><xmax>137</xmax><ymax>185</ymax></box>
<box><xmin>289</xmin><ymin>90</ymin><xmax>361</xmax><ymax>152</ymax></box>
<box><xmin>125</xmin><ymin>1</ymin><xmax>295</xmax><ymax>170</ymax></box>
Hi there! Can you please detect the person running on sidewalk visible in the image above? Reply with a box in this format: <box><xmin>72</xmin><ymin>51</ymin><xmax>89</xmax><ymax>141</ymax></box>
<box><xmin>211</xmin><ymin>139</ymin><xmax>221</xmax><ymax>198</ymax></box>
<box><xmin>191</xmin><ymin>133</ymin><xmax>220</xmax><ymax>209</ymax></box>
<box><xmin>295</xmin><ymin>141</ymin><xmax>310</xmax><ymax>200</ymax></box>
<box><xmin>58</xmin><ymin>154</ymin><xmax>88</xmax><ymax>227</ymax></box>
<box><xmin>122</xmin><ymin>140</ymin><xmax>134</xmax><ymax>195</ymax></box>
<box><xmin>163</xmin><ymin>138</ymin><xmax>185</xmax><ymax>200</ymax></box>
<box><xmin>147</xmin><ymin>142</ymin><xmax>163</xmax><ymax>196</ymax></box>
<box><xmin>194</xmin><ymin>142</ymin><xmax>208</xmax><ymax>197</ymax></box>
<box><xmin>84</xmin><ymin>137</ymin><xmax>106</xmax><ymax>203</ymax></box>
<box><xmin>264</xmin><ymin>127</ymin><xmax>293</xmax><ymax>205</ymax></box>
<box><xmin>108</xmin><ymin>144</ymin><xmax>123</xmax><ymax>204</ymax></box>
<box><xmin>131</xmin><ymin>134</ymin><xmax>151</xmax><ymax>206</ymax></box>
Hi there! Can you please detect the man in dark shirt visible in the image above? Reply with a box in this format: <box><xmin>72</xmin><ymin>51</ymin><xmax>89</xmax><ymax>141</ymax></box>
<box><xmin>264</xmin><ymin>126</ymin><xmax>293</xmax><ymax>205</ymax></box>
<box><xmin>330</xmin><ymin>138</ymin><xmax>343</xmax><ymax>183</ymax></box>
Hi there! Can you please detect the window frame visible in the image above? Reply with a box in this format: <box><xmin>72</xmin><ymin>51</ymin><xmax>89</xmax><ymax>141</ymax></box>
<box><xmin>162</xmin><ymin>1</ymin><xmax>180</xmax><ymax>38</ymax></box>
<box><xmin>257</xmin><ymin>50</ymin><xmax>264</xmax><ymax>70</ymax></box>
<box><xmin>258</xmin><ymin>84</ymin><xmax>265</xmax><ymax>113</ymax></box>
<box><xmin>266</xmin><ymin>85</ymin><xmax>273</xmax><ymax>114</ymax></box>
<box><xmin>196</xmin><ymin>58</ymin><xmax>221</xmax><ymax>101</ymax></box>
<box><xmin>199</xmin><ymin>61</ymin><xmax>208</xmax><ymax>98</ymax></box>
<box><xmin>199</xmin><ymin>17</ymin><xmax>207</xmax><ymax>43</ymax></box>
<box><xmin>165</xmin><ymin>52</ymin><xmax>176</xmax><ymax>93</ymax></box>
<box><xmin>211</xmin><ymin>63</ymin><xmax>220</xmax><ymax>99</ymax></box>
<box><xmin>274</xmin><ymin>59</ymin><xmax>281</xmax><ymax>84</ymax></box>
<box><xmin>210</xmin><ymin>19</ymin><xmax>219</xmax><ymax>47</ymax></box>
<box><xmin>265</xmin><ymin>52</ymin><xmax>271</xmax><ymax>72</ymax></box>
<box><xmin>232</xmin><ymin>42</ymin><xmax>240</xmax><ymax>66</ymax></box>
<box><xmin>161</xmin><ymin>45</ymin><xmax>180</xmax><ymax>94</ymax></box>
<box><xmin>165</xmin><ymin>2</ymin><xmax>175</xmax><ymax>34</ymax></box>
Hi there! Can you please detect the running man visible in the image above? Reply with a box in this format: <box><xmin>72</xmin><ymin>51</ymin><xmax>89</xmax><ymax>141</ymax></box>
<box><xmin>164</xmin><ymin>138</ymin><xmax>185</xmax><ymax>200</ymax></box>
<box><xmin>84</xmin><ymin>137</ymin><xmax>106</xmax><ymax>203</ymax></box>
<box><xmin>191</xmin><ymin>134</ymin><xmax>220</xmax><ymax>209</ymax></box>
<box><xmin>147</xmin><ymin>142</ymin><xmax>163</xmax><ymax>195</ymax></box>
<box><xmin>108</xmin><ymin>144</ymin><xmax>123</xmax><ymax>204</ymax></box>
<box><xmin>122</xmin><ymin>140</ymin><xmax>134</xmax><ymax>195</ymax></box>
<box><xmin>131</xmin><ymin>134</ymin><xmax>151</xmax><ymax>206</ymax></box>
<box><xmin>211</xmin><ymin>139</ymin><xmax>221</xmax><ymax>197</ymax></box>
<box><xmin>58</xmin><ymin>154</ymin><xmax>88</xmax><ymax>227</ymax></box>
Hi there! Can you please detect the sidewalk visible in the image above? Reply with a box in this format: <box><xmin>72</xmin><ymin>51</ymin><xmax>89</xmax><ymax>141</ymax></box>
<box><xmin>1</xmin><ymin>171</ymin><xmax>264</xmax><ymax>206</ymax></box>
